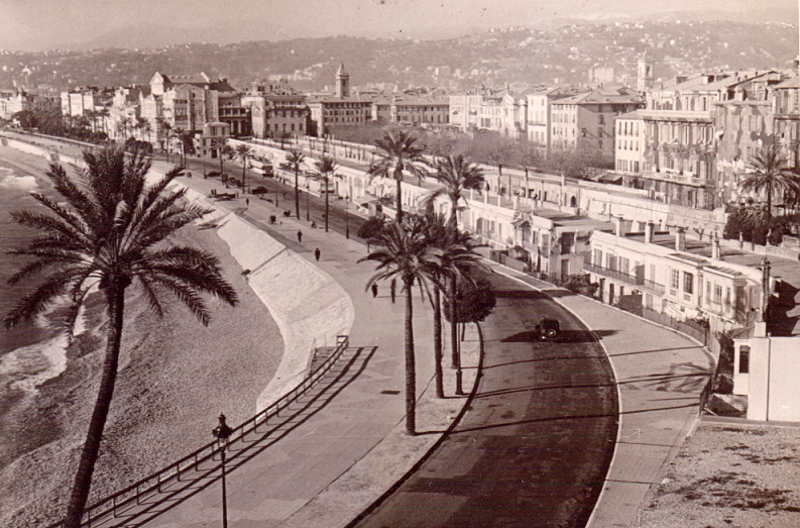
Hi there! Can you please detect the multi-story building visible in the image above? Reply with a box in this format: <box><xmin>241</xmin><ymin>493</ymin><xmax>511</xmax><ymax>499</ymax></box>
<box><xmin>448</xmin><ymin>93</ymin><xmax>482</xmax><ymax>130</ymax></box>
<box><xmin>551</xmin><ymin>88</ymin><xmax>643</xmax><ymax>159</ymax></box>
<box><xmin>242</xmin><ymin>80</ymin><xmax>308</xmax><ymax>140</ymax></box>
<box><xmin>586</xmin><ymin>224</ymin><xmax>765</xmax><ymax>334</ymax></box>
<box><xmin>525</xmin><ymin>87</ymin><xmax>576</xmax><ymax>156</ymax></box>
<box><xmin>638</xmin><ymin>70</ymin><xmax>779</xmax><ymax>210</ymax></box>
<box><xmin>771</xmin><ymin>75</ymin><xmax>800</xmax><ymax>169</ymax></box>
<box><xmin>0</xmin><ymin>91</ymin><xmax>30</xmax><ymax>119</ymax></box>
<box><xmin>306</xmin><ymin>62</ymin><xmax>372</xmax><ymax>137</ymax></box>
<box><xmin>615</xmin><ymin>110</ymin><xmax>646</xmax><ymax>180</ymax></box>
<box><xmin>499</xmin><ymin>92</ymin><xmax>529</xmax><ymax>139</ymax></box>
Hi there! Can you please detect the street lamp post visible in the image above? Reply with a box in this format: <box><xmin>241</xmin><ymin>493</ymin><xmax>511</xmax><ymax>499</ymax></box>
<box><xmin>212</xmin><ymin>414</ymin><xmax>234</xmax><ymax>528</ymax></box>
<box><xmin>306</xmin><ymin>186</ymin><xmax>310</xmax><ymax>221</ymax></box>
<box><xmin>345</xmin><ymin>195</ymin><xmax>350</xmax><ymax>239</ymax></box>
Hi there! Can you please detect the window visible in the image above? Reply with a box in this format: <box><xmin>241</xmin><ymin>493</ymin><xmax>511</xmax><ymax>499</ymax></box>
<box><xmin>714</xmin><ymin>284</ymin><xmax>723</xmax><ymax>304</ymax></box>
<box><xmin>683</xmin><ymin>272</ymin><xmax>694</xmax><ymax>294</ymax></box>
<box><xmin>670</xmin><ymin>269</ymin><xmax>680</xmax><ymax>290</ymax></box>
<box><xmin>738</xmin><ymin>346</ymin><xmax>750</xmax><ymax>374</ymax></box>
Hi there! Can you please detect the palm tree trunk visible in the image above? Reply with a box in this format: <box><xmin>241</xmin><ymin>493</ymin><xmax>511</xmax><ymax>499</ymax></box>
<box><xmin>433</xmin><ymin>287</ymin><xmax>444</xmax><ymax>398</ymax></box>
<box><xmin>324</xmin><ymin>176</ymin><xmax>329</xmax><ymax>232</ymax></box>
<box><xmin>295</xmin><ymin>169</ymin><xmax>300</xmax><ymax>219</ymax></box>
<box><xmin>395</xmin><ymin>169</ymin><xmax>403</xmax><ymax>222</ymax></box>
<box><xmin>404</xmin><ymin>278</ymin><xmax>416</xmax><ymax>435</ymax></box>
<box><xmin>241</xmin><ymin>157</ymin><xmax>247</xmax><ymax>193</ymax></box>
<box><xmin>450</xmin><ymin>276</ymin><xmax>463</xmax><ymax>395</ymax></box>
<box><xmin>64</xmin><ymin>285</ymin><xmax>125</xmax><ymax>528</ymax></box>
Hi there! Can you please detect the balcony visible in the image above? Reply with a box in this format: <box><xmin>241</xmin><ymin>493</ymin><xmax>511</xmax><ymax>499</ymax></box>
<box><xmin>643</xmin><ymin>279</ymin><xmax>666</xmax><ymax>296</ymax></box>
<box><xmin>583</xmin><ymin>262</ymin><xmax>643</xmax><ymax>287</ymax></box>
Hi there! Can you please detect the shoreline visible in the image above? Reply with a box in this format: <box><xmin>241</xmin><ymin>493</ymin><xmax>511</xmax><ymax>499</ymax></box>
<box><xmin>0</xmin><ymin>143</ymin><xmax>298</xmax><ymax>527</ymax></box>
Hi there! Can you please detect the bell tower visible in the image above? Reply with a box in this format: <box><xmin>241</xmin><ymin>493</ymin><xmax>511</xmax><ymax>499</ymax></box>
<box><xmin>637</xmin><ymin>51</ymin><xmax>654</xmax><ymax>93</ymax></box>
<box><xmin>336</xmin><ymin>62</ymin><xmax>350</xmax><ymax>99</ymax></box>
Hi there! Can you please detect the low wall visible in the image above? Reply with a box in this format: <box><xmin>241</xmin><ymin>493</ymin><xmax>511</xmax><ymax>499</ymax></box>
<box><xmin>173</xmin><ymin>183</ymin><xmax>355</xmax><ymax>413</ymax></box>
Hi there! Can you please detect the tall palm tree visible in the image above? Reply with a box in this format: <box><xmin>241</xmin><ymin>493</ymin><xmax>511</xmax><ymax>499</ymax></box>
<box><xmin>742</xmin><ymin>141</ymin><xmax>800</xmax><ymax>222</ymax></box>
<box><xmin>157</xmin><ymin>118</ymin><xmax>172</xmax><ymax>161</ymax></box>
<box><xmin>280</xmin><ymin>148</ymin><xmax>305</xmax><ymax>219</ymax></box>
<box><xmin>220</xmin><ymin>143</ymin><xmax>233</xmax><ymax>177</ymax></box>
<box><xmin>116</xmin><ymin>116</ymin><xmax>132</xmax><ymax>142</ymax></box>
<box><xmin>360</xmin><ymin>217</ymin><xmax>442</xmax><ymax>435</ymax></box>
<box><xmin>135</xmin><ymin>116</ymin><xmax>152</xmax><ymax>145</ymax></box>
<box><xmin>425</xmin><ymin>155</ymin><xmax>485</xmax><ymax>389</ymax></box>
<box><xmin>419</xmin><ymin>210</ymin><xmax>483</xmax><ymax>398</ymax></box>
<box><xmin>367</xmin><ymin>129</ymin><xmax>430</xmax><ymax>222</ymax></box>
<box><xmin>235</xmin><ymin>143</ymin><xmax>253</xmax><ymax>193</ymax></box>
<box><xmin>3</xmin><ymin>145</ymin><xmax>238</xmax><ymax>528</ymax></box>
<box><xmin>426</xmin><ymin>154</ymin><xmax>485</xmax><ymax>227</ymax></box>
<box><xmin>314</xmin><ymin>155</ymin><xmax>338</xmax><ymax>232</ymax></box>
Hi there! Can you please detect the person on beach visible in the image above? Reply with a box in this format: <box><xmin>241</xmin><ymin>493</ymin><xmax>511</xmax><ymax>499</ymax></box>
<box><xmin>315</xmin><ymin>247</ymin><xmax>321</xmax><ymax>261</ymax></box>
<box><xmin>297</xmin><ymin>230</ymin><xmax>303</xmax><ymax>243</ymax></box>
<box><xmin>372</xmin><ymin>283</ymin><xmax>379</xmax><ymax>298</ymax></box>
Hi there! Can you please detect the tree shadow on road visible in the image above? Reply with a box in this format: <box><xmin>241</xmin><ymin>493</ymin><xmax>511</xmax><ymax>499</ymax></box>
<box><xmin>500</xmin><ymin>329</ymin><xmax>616</xmax><ymax>343</ymax></box>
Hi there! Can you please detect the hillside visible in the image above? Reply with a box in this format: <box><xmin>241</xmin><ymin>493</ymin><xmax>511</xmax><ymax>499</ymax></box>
<box><xmin>1</xmin><ymin>20</ymin><xmax>795</xmax><ymax>93</ymax></box>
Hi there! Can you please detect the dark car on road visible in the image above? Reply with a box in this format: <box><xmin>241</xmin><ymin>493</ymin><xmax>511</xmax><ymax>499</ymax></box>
<box><xmin>539</xmin><ymin>318</ymin><xmax>561</xmax><ymax>341</ymax></box>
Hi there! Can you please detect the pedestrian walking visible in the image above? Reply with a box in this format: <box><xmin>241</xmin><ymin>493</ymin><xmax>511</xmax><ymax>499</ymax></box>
<box><xmin>297</xmin><ymin>230</ymin><xmax>303</xmax><ymax>243</ymax></box>
<box><xmin>315</xmin><ymin>247</ymin><xmax>321</xmax><ymax>261</ymax></box>
<box><xmin>371</xmin><ymin>283</ymin><xmax>379</xmax><ymax>298</ymax></box>
<box><xmin>246</xmin><ymin>197</ymin><xmax>249</xmax><ymax>206</ymax></box>
<box><xmin>390</xmin><ymin>278</ymin><xmax>396</xmax><ymax>303</ymax></box>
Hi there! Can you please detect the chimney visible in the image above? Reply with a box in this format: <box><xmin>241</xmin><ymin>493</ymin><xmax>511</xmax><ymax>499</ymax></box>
<box><xmin>675</xmin><ymin>228</ymin><xmax>686</xmax><ymax>252</ymax></box>
<box><xmin>614</xmin><ymin>216</ymin><xmax>626</xmax><ymax>237</ymax></box>
<box><xmin>645</xmin><ymin>222</ymin><xmax>654</xmax><ymax>244</ymax></box>
<box><xmin>712</xmin><ymin>235</ymin><xmax>721</xmax><ymax>260</ymax></box>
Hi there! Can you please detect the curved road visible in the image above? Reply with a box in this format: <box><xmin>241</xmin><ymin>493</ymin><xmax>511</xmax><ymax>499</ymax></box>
<box><xmin>350</xmin><ymin>272</ymin><xmax>618</xmax><ymax>528</ymax></box>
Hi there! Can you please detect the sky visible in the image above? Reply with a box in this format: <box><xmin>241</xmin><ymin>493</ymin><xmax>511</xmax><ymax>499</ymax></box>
<box><xmin>0</xmin><ymin>0</ymin><xmax>796</xmax><ymax>51</ymax></box>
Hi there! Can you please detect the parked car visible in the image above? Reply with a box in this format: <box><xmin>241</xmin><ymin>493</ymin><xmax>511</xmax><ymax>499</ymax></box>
<box><xmin>538</xmin><ymin>318</ymin><xmax>561</xmax><ymax>341</ymax></box>
<box><xmin>252</xmin><ymin>186</ymin><xmax>268</xmax><ymax>195</ymax></box>
<box><xmin>207</xmin><ymin>170</ymin><xmax>221</xmax><ymax>177</ymax></box>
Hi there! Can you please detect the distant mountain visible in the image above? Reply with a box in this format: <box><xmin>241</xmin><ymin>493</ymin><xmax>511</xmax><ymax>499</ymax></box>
<box><xmin>72</xmin><ymin>19</ymin><xmax>292</xmax><ymax>51</ymax></box>
<box><xmin>1</xmin><ymin>20</ymin><xmax>795</xmax><ymax>94</ymax></box>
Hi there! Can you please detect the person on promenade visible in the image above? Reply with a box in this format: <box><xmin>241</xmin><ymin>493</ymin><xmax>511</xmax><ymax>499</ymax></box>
<box><xmin>315</xmin><ymin>247</ymin><xmax>321</xmax><ymax>261</ymax></box>
<box><xmin>297</xmin><ymin>230</ymin><xmax>303</xmax><ymax>243</ymax></box>
<box><xmin>372</xmin><ymin>283</ymin><xmax>379</xmax><ymax>298</ymax></box>
<box><xmin>246</xmin><ymin>197</ymin><xmax>249</xmax><ymax>206</ymax></box>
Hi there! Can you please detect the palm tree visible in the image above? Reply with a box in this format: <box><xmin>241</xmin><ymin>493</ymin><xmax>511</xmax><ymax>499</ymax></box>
<box><xmin>157</xmin><ymin>118</ymin><xmax>172</xmax><ymax>161</ymax></box>
<box><xmin>234</xmin><ymin>143</ymin><xmax>253</xmax><ymax>193</ymax></box>
<box><xmin>359</xmin><ymin>217</ymin><xmax>442</xmax><ymax>434</ymax></box>
<box><xmin>220</xmin><ymin>143</ymin><xmax>233</xmax><ymax>176</ymax></box>
<box><xmin>425</xmin><ymin>155</ymin><xmax>485</xmax><ymax>390</ymax></box>
<box><xmin>742</xmin><ymin>141</ymin><xmax>800</xmax><ymax>222</ymax></box>
<box><xmin>419</xmin><ymin>211</ymin><xmax>483</xmax><ymax>398</ymax></box>
<box><xmin>367</xmin><ymin>129</ymin><xmax>430</xmax><ymax>222</ymax></box>
<box><xmin>116</xmin><ymin>116</ymin><xmax>132</xmax><ymax>142</ymax></box>
<box><xmin>135</xmin><ymin>116</ymin><xmax>152</xmax><ymax>145</ymax></box>
<box><xmin>426</xmin><ymin>154</ymin><xmax>485</xmax><ymax>227</ymax></box>
<box><xmin>280</xmin><ymin>148</ymin><xmax>305</xmax><ymax>219</ymax></box>
<box><xmin>314</xmin><ymin>155</ymin><xmax>337</xmax><ymax>232</ymax></box>
<box><xmin>3</xmin><ymin>145</ymin><xmax>238</xmax><ymax>528</ymax></box>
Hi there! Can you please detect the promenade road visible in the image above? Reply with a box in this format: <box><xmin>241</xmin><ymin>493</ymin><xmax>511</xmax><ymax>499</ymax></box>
<box><xmin>493</xmin><ymin>267</ymin><xmax>715</xmax><ymax>528</ymax></box>
<box><xmin>350</xmin><ymin>271</ymin><xmax>618</xmax><ymax>528</ymax></box>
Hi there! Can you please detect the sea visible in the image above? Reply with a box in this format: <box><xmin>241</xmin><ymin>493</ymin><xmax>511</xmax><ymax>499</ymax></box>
<box><xmin>0</xmin><ymin>158</ymin><xmax>70</xmax><ymax>469</ymax></box>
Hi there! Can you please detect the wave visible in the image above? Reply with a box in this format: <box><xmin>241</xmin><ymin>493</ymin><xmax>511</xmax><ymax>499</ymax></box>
<box><xmin>0</xmin><ymin>334</ymin><xmax>69</xmax><ymax>394</ymax></box>
<box><xmin>0</xmin><ymin>167</ymin><xmax>39</xmax><ymax>191</ymax></box>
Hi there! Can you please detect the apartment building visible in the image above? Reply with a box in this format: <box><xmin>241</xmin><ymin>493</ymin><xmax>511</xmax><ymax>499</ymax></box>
<box><xmin>306</xmin><ymin>63</ymin><xmax>372</xmax><ymax>136</ymax></box>
<box><xmin>586</xmin><ymin>224</ymin><xmax>764</xmax><ymax>334</ymax></box>
<box><xmin>615</xmin><ymin>110</ymin><xmax>645</xmax><ymax>179</ymax></box>
<box><xmin>550</xmin><ymin>88</ymin><xmax>643</xmax><ymax>159</ymax></box>
<box><xmin>525</xmin><ymin>87</ymin><xmax>576</xmax><ymax>156</ymax></box>
<box><xmin>448</xmin><ymin>93</ymin><xmax>482</xmax><ymax>130</ymax></box>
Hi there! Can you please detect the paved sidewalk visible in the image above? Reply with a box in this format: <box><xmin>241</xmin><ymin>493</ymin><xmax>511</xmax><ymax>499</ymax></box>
<box><xmin>493</xmin><ymin>266</ymin><xmax>716</xmax><ymax>528</ymax></box>
<box><xmin>143</xmin><ymin>171</ymin><xmax>480</xmax><ymax>528</ymax></box>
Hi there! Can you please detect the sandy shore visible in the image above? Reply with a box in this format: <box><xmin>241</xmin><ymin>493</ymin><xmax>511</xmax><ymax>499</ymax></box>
<box><xmin>0</xmin><ymin>144</ymin><xmax>285</xmax><ymax>527</ymax></box>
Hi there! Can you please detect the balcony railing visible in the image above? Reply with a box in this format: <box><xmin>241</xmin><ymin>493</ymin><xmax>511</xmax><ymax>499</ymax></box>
<box><xmin>642</xmin><ymin>279</ymin><xmax>666</xmax><ymax>296</ymax></box>
<box><xmin>583</xmin><ymin>262</ymin><xmax>643</xmax><ymax>286</ymax></box>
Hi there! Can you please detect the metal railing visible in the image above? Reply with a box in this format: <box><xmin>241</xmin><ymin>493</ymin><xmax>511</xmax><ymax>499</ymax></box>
<box><xmin>583</xmin><ymin>262</ymin><xmax>644</xmax><ymax>286</ymax></box>
<box><xmin>47</xmin><ymin>335</ymin><xmax>350</xmax><ymax>528</ymax></box>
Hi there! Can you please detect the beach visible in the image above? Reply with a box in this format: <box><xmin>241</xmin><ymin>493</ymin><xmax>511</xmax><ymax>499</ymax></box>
<box><xmin>0</xmin><ymin>144</ymin><xmax>285</xmax><ymax>527</ymax></box>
